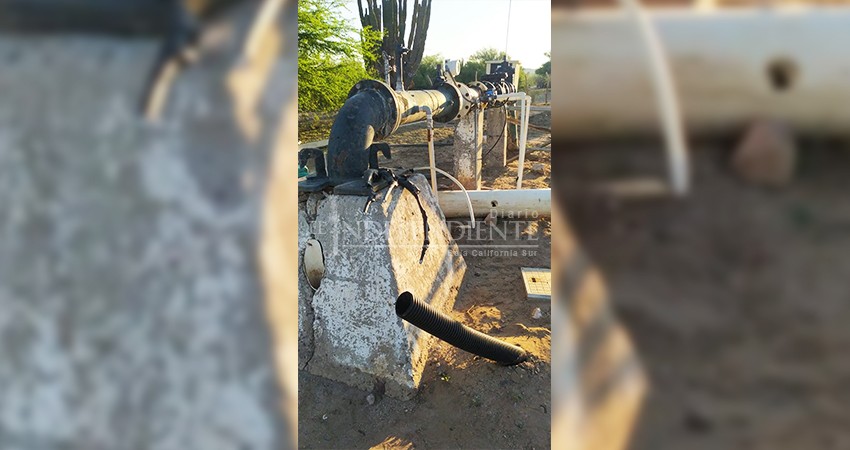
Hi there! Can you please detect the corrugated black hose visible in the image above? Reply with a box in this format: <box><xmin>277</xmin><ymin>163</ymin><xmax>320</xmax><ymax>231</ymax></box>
<box><xmin>395</xmin><ymin>292</ymin><xmax>528</xmax><ymax>366</ymax></box>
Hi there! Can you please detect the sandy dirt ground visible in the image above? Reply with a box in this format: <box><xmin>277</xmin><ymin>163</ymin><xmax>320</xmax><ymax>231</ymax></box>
<box><xmin>560</xmin><ymin>141</ymin><xmax>850</xmax><ymax>450</ymax></box>
<box><xmin>299</xmin><ymin>113</ymin><xmax>553</xmax><ymax>449</ymax></box>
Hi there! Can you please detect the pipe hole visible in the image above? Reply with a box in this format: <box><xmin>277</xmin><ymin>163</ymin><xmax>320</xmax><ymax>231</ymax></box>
<box><xmin>491</xmin><ymin>200</ymin><xmax>498</xmax><ymax>207</ymax></box>
<box><xmin>766</xmin><ymin>57</ymin><xmax>798</xmax><ymax>92</ymax></box>
<box><xmin>396</xmin><ymin>291</ymin><xmax>414</xmax><ymax>317</ymax></box>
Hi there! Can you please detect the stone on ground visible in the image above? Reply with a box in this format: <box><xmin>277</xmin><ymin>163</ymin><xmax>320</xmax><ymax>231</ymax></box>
<box><xmin>731</xmin><ymin>120</ymin><xmax>797</xmax><ymax>187</ymax></box>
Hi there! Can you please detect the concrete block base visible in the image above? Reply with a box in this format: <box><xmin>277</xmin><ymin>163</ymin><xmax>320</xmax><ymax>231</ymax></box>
<box><xmin>484</xmin><ymin>107</ymin><xmax>508</xmax><ymax>169</ymax></box>
<box><xmin>453</xmin><ymin>109</ymin><xmax>484</xmax><ymax>190</ymax></box>
<box><xmin>298</xmin><ymin>174</ymin><xmax>466</xmax><ymax>399</ymax></box>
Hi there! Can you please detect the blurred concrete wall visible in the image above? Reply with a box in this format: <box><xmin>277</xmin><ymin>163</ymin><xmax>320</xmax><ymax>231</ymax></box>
<box><xmin>0</xmin><ymin>1</ymin><xmax>297</xmax><ymax>448</ymax></box>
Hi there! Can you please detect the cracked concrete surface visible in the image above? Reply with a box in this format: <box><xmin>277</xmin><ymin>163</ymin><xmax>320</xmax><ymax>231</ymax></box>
<box><xmin>297</xmin><ymin>175</ymin><xmax>467</xmax><ymax>399</ymax></box>
<box><xmin>0</xmin><ymin>3</ymin><xmax>297</xmax><ymax>448</ymax></box>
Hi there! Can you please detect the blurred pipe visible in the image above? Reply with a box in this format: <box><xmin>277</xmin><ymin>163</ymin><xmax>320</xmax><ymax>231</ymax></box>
<box><xmin>553</xmin><ymin>8</ymin><xmax>850</xmax><ymax>139</ymax></box>
<box><xmin>240</xmin><ymin>0</ymin><xmax>284</xmax><ymax>64</ymax></box>
<box><xmin>615</xmin><ymin>0</ymin><xmax>690</xmax><ymax>195</ymax></box>
<box><xmin>549</xmin><ymin>202</ymin><xmax>648</xmax><ymax>450</ymax></box>
<box><xmin>141</xmin><ymin>57</ymin><xmax>182</xmax><ymax>121</ymax></box>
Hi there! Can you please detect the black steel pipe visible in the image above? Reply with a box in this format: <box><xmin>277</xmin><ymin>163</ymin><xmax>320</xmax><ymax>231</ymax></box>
<box><xmin>326</xmin><ymin>80</ymin><xmax>463</xmax><ymax>182</ymax></box>
<box><xmin>395</xmin><ymin>291</ymin><xmax>528</xmax><ymax>366</ymax></box>
<box><xmin>326</xmin><ymin>88</ymin><xmax>392</xmax><ymax>182</ymax></box>
<box><xmin>326</xmin><ymin>77</ymin><xmax>514</xmax><ymax>183</ymax></box>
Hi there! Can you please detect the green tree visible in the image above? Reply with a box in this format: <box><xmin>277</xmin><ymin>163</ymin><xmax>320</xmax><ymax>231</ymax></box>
<box><xmin>411</xmin><ymin>54</ymin><xmax>443</xmax><ymax>89</ymax></box>
<box><xmin>298</xmin><ymin>0</ymin><xmax>382</xmax><ymax>112</ymax></box>
<box><xmin>470</xmin><ymin>48</ymin><xmax>505</xmax><ymax>62</ymax></box>
<box><xmin>535</xmin><ymin>51</ymin><xmax>551</xmax><ymax>77</ymax></box>
<box><xmin>455</xmin><ymin>47</ymin><xmax>507</xmax><ymax>84</ymax></box>
<box><xmin>536</xmin><ymin>73</ymin><xmax>550</xmax><ymax>89</ymax></box>
<box><xmin>518</xmin><ymin>69</ymin><xmax>529</xmax><ymax>92</ymax></box>
<box><xmin>524</xmin><ymin>71</ymin><xmax>539</xmax><ymax>91</ymax></box>
<box><xmin>455</xmin><ymin>59</ymin><xmax>484</xmax><ymax>84</ymax></box>
<box><xmin>534</xmin><ymin>52</ymin><xmax>551</xmax><ymax>89</ymax></box>
<box><xmin>358</xmin><ymin>0</ymin><xmax>433</xmax><ymax>89</ymax></box>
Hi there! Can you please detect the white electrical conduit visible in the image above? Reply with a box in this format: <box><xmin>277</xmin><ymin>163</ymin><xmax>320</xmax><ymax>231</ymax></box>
<box><xmin>518</xmin><ymin>95</ymin><xmax>531</xmax><ymax>189</ymax></box>
<box><xmin>412</xmin><ymin>167</ymin><xmax>476</xmax><ymax>229</ymax></box>
<box><xmin>617</xmin><ymin>0</ymin><xmax>690</xmax><ymax>195</ymax></box>
<box><xmin>438</xmin><ymin>189</ymin><xmax>551</xmax><ymax>218</ymax></box>
<box><xmin>495</xmin><ymin>93</ymin><xmax>531</xmax><ymax>189</ymax></box>
<box><xmin>240</xmin><ymin>0</ymin><xmax>285</xmax><ymax>64</ymax></box>
<box><xmin>420</xmin><ymin>106</ymin><xmax>439</xmax><ymax>200</ymax></box>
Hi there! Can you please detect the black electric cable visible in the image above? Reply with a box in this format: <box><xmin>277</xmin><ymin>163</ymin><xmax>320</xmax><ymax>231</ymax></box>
<box><xmin>481</xmin><ymin>113</ymin><xmax>508</xmax><ymax>161</ymax></box>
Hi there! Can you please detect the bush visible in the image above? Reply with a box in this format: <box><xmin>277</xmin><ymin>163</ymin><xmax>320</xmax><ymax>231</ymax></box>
<box><xmin>298</xmin><ymin>59</ymin><xmax>373</xmax><ymax>112</ymax></box>
<box><xmin>298</xmin><ymin>0</ymin><xmax>381</xmax><ymax>112</ymax></box>
<box><xmin>411</xmin><ymin>54</ymin><xmax>444</xmax><ymax>89</ymax></box>
<box><xmin>455</xmin><ymin>48</ymin><xmax>504</xmax><ymax>84</ymax></box>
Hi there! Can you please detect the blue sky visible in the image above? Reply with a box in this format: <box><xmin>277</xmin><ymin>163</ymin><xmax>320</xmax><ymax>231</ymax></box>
<box><xmin>340</xmin><ymin>0</ymin><xmax>551</xmax><ymax>70</ymax></box>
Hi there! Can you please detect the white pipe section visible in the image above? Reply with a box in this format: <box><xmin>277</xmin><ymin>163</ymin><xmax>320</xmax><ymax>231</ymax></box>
<box><xmin>506</xmin><ymin>106</ymin><xmax>551</xmax><ymax>112</ymax></box>
<box><xmin>496</xmin><ymin>92</ymin><xmax>532</xmax><ymax>189</ymax></box>
<box><xmin>556</xmin><ymin>9</ymin><xmax>850</xmax><ymax>136</ymax></box>
<box><xmin>412</xmin><ymin>167</ymin><xmax>476</xmax><ymax>229</ymax></box>
<box><xmin>617</xmin><ymin>0</ymin><xmax>690</xmax><ymax>196</ymax></box>
<box><xmin>240</xmin><ymin>0</ymin><xmax>285</xmax><ymax>64</ymax></box>
<box><xmin>437</xmin><ymin>189</ymin><xmax>551</xmax><ymax>218</ymax></box>
<box><xmin>519</xmin><ymin>95</ymin><xmax>531</xmax><ymax>189</ymax></box>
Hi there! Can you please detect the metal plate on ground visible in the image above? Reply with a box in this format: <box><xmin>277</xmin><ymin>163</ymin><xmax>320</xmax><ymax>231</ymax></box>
<box><xmin>521</xmin><ymin>267</ymin><xmax>551</xmax><ymax>301</ymax></box>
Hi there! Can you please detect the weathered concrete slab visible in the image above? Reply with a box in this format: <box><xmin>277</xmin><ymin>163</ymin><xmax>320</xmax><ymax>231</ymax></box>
<box><xmin>298</xmin><ymin>174</ymin><xmax>466</xmax><ymax>399</ymax></box>
<box><xmin>0</xmin><ymin>3</ymin><xmax>297</xmax><ymax>448</ymax></box>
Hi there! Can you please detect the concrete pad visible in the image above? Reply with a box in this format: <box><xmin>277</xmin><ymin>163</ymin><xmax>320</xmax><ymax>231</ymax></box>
<box><xmin>298</xmin><ymin>174</ymin><xmax>466</xmax><ymax>399</ymax></box>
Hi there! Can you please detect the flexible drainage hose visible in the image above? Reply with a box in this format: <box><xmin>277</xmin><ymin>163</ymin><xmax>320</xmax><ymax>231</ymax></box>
<box><xmin>395</xmin><ymin>292</ymin><xmax>528</xmax><ymax>366</ymax></box>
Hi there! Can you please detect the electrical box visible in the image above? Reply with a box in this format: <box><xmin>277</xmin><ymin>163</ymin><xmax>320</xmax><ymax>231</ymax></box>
<box><xmin>442</xmin><ymin>59</ymin><xmax>462</xmax><ymax>78</ymax></box>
